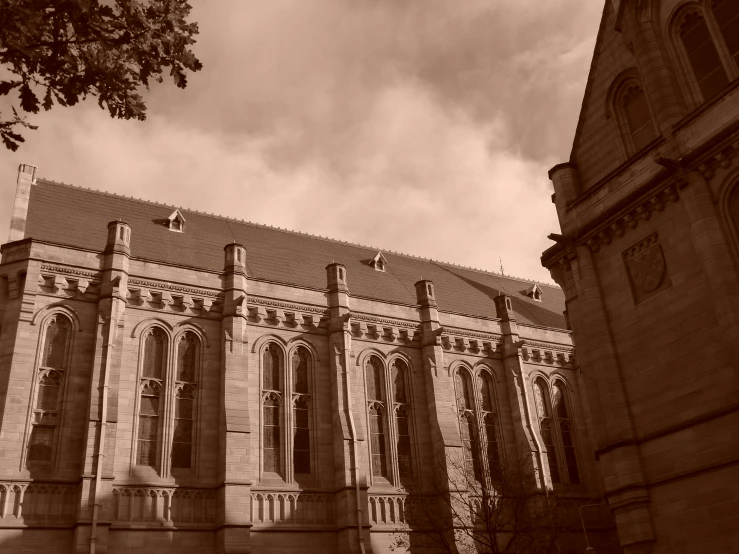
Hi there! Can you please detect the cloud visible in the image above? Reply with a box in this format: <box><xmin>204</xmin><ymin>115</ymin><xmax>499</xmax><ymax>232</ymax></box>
<box><xmin>0</xmin><ymin>0</ymin><xmax>602</xmax><ymax>283</ymax></box>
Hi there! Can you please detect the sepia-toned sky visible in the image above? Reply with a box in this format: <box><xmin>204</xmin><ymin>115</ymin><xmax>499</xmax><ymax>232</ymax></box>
<box><xmin>0</xmin><ymin>0</ymin><xmax>603</xmax><ymax>283</ymax></box>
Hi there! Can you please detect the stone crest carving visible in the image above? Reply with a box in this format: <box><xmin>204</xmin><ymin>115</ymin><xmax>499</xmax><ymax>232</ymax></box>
<box><xmin>623</xmin><ymin>233</ymin><xmax>671</xmax><ymax>303</ymax></box>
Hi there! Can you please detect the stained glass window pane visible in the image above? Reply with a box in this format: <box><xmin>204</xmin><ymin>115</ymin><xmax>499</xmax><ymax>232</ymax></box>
<box><xmin>137</xmin><ymin>415</ymin><xmax>158</xmax><ymax>466</ymax></box>
<box><xmin>140</xmin><ymin>395</ymin><xmax>159</xmax><ymax>416</ymax></box>
<box><xmin>479</xmin><ymin>373</ymin><xmax>493</xmax><ymax>412</ymax></box>
<box><xmin>177</xmin><ymin>333</ymin><xmax>198</xmax><ymax>382</ymax></box>
<box><xmin>369</xmin><ymin>406</ymin><xmax>388</xmax><ymax>478</ymax></box>
<box><xmin>396</xmin><ymin>407</ymin><xmax>413</xmax><ymax>478</ymax></box>
<box><xmin>293</xmin><ymin>399</ymin><xmax>311</xmax><ymax>474</ymax></box>
<box><xmin>292</xmin><ymin>348</ymin><xmax>309</xmax><ymax>393</ymax></box>
<box><xmin>143</xmin><ymin>329</ymin><xmax>165</xmax><ymax>379</ymax></box>
<box><xmin>455</xmin><ymin>372</ymin><xmax>472</xmax><ymax>411</ymax></box>
<box><xmin>263</xmin><ymin>401</ymin><xmax>280</xmax><ymax>473</ymax></box>
<box><xmin>37</xmin><ymin>374</ymin><xmax>61</xmax><ymax>411</ymax></box>
<box><xmin>484</xmin><ymin>413</ymin><xmax>501</xmax><ymax>481</ymax></box>
<box><xmin>681</xmin><ymin>13</ymin><xmax>729</xmax><ymax>101</ymax></box>
<box><xmin>42</xmin><ymin>318</ymin><xmax>69</xmax><ymax>369</ymax></box>
<box><xmin>366</xmin><ymin>358</ymin><xmax>383</xmax><ymax>401</ymax></box>
<box><xmin>28</xmin><ymin>426</ymin><xmax>54</xmax><ymax>462</ymax></box>
<box><xmin>263</xmin><ymin>345</ymin><xmax>280</xmax><ymax>391</ymax></box>
<box><xmin>392</xmin><ymin>360</ymin><xmax>407</xmax><ymax>404</ymax></box>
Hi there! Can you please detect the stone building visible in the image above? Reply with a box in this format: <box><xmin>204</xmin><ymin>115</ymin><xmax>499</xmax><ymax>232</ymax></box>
<box><xmin>0</xmin><ymin>169</ymin><xmax>615</xmax><ymax>553</ymax></box>
<box><xmin>542</xmin><ymin>0</ymin><xmax>739</xmax><ymax>553</ymax></box>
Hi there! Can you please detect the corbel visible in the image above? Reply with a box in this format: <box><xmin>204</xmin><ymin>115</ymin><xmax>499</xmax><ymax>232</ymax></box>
<box><xmin>531</xmin><ymin>348</ymin><xmax>542</xmax><ymax>362</ymax></box>
<box><xmin>52</xmin><ymin>274</ymin><xmax>67</xmax><ymax>295</ymax></box>
<box><xmin>544</xmin><ymin>350</ymin><xmax>554</xmax><ymax>363</ymax></box>
<box><xmin>159</xmin><ymin>290</ymin><xmax>173</xmax><ymax>310</ymax></box>
<box><xmin>401</xmin><ymin>328</ymin><xmax>416</xmax><ymax>342</ymax></box>
<box><xmin>77</xmin><ymin>278</ymin><xmax>90</xmax><ymax>296</ymax></box>
<box><xmin>200</xmin><ymin>297</ymin><xmax>213</xmax><ymax>313</ymax></box>
<box><xmin>309</xmin><ymin>313</ymin><xmax>323</xmax><ymax>330</ymax></box>
<box><xmin>248</xmin><ymin>305</ymin><xmax>267</xmax><ymax>323</ymax></box>
<box><xmin>181</xmin><ymin>294</ymin><xmax>195</xmax><ymax>311</ymax></box>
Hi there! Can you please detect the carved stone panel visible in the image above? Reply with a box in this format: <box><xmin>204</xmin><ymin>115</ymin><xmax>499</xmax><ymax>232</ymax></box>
<box><xmin>623</xmin><ymin>233</ymin><xmax>671</xmax><ymax>304</ymax></box>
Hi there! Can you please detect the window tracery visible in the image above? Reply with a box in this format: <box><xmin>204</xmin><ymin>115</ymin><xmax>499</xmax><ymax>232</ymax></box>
<box><xmin>712</xmin><ymin>0</ymin><xmax>739</xmax><ymax>67</ymax></box>
<box><xmin>27</xmin><ymin>315</ymin><xmax>71</xmax><ymax>465</ymax></box>
<box><xmin>134</xmin><ymin>327</ymin><xmax>200</xmax><ymax>474</ymax></box>
<box><xmin>262</xmin><ymin>344</ymin><xmax>283</xmax><ymax>475</ymax></box>
<box><xmin>679</xmin><ymin>10</ymin><xmax>729</xmax><ymax>101</ymax></box>
<box><xmin>364</xmin><ymin>355</ymin><xmax>416</xmax><ymax>485</ymax></box>
<box><xmin>453</xmin><ymin>368</ymin><xmax>502</xmax><ymax>485</ymax></box>
<box><xmin>533</xmin><ymin>377</ymin><xmax>581</xmax><ymax>486</ymax></box>
<box><xmin>292</xmin><ymin>347</ymin><xmax>311</xmax><ymax>475</ymax></box>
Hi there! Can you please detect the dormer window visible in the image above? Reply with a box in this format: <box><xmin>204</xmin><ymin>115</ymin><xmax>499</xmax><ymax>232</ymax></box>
<box><xmin>167</xmin><ymin>209</ymin><xmax>186</xmax><ymax>233</ymax></box>
<box><xmin>526</xmin><ymin>284</ymin><xmax>543</xmax><ymax>302</ymax></box>
<box><xmin>369</xmin><ymin>252</ymin><xmax>387</xmax><ymax>272</ymax></box>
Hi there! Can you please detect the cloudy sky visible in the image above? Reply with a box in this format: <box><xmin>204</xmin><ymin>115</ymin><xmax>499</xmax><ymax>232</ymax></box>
<box><xmin>0</xmin><ymin>0</ymin><xmax>602</xmax><ymax>283</ymax></box>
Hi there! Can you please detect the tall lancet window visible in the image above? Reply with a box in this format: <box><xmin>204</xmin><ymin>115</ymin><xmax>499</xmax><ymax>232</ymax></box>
<box><xmin>28</xmin><ymin>315</ymin><xmax>71</xmax><ymax>464</ymax></box>
<box><xmin>292</xmin><ymin>347</ymin><xmax>311</xmax><ymax>475</ymax></box>
<box><xmin>534</xmin><ymin>379</ymin><xmax>560</xmax><ymax>484</ymax></box>
<box><xmin>553</xmin><ymin>383</ymin><xmax>580</xmax><ymax>484</ymax></box>
<box><xmin>680</xmin><ymin>11</ymin><xmax>729</xmax><ymax>101</ymax></box>
<box><xmin>366</xmin><ymin>356</ymin><xmax>388</xmax><ymax>479</ymax></box>
<box><xmin>392</xmin><ymin>359</ymin><xmax>413</xmax><ymax>479</ymax></box>
<box><xmin>455</xmin><ymin>369</ymin><xmax>481</xmax><ymax>482</ymax></box>
<box><xmin>172</xmin><ymin>333</ymin><xmax>199</xmax><ymax>469</ymax></box>
<box><xmin>138</xmin><ymin>328</ymin><xmax>167</xmax><ymax>467</ymax></box>
<box><xmin>478</xmin><ymin>372</ymin><xmax>501</xmax><ymax>481</ymax></box>
<box><xmin>262</xmin><ymin>344</ymin><xmax>282</xmax><ymax>475</ymax></box>
<box><xmin>622</xmin><ymin>85</ymin><xmax>657</xmax><ymax>151</ymax></box>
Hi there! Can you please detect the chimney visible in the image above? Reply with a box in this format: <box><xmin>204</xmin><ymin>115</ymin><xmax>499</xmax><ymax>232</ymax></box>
<box><xmin>7</xmin><ymin>164</ymin><xmax>37</xmax><ymax>243</ymax></box>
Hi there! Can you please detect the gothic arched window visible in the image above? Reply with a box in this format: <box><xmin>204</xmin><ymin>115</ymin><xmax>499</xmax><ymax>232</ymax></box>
<box><xmin>171</xmin><ymin>332</ymin><xmax>199</xmax><ymax>470</ymax></box>
<box><xmin>712</xmin><ymin>0</ymin><xmax>739</xmax><ymax>67</ymax></box>
<box><xmin>552</xmin><ymin>382</ymin><xmax>580</xmax><ymax>484</ymax></box>
<box><xmin>137</xmin><ymin>328</ymin><xmax>167</xmax><ymax>468</ymax></box>
<box><xmin>622</xmin><ymin>85</ymin><xmax>658</xmax><ymax>152</ymax></box>
<box><xmin>454</xmin><ymin>370</ymin><xmax>481</xmax><ymax>483</ymax></box>
<box><xmin>534</xmin><ymin>379</ymin><xmax>560</xmax><ymax>484</ymax></box>
<box><xmin>679</xmin><ymin>11</ymin><xmax>729</xmax><ymax>101</ymax></box>
<box><xmin>262</xmin><ymin>344</ymin><xmax>283</xmax><ymax>475</ymax></box>
<box><xmin>292</xmin><ymin>347</ymin><xmax>311</xmax><ymax>475</ymax></box>
<box><xmin>392</xmin><ymin>359</ymin><xmax>413</xmax><ymax>479</ymax></box>
<box><xmin>366</xmin><ymin>356</ymin><xmax>389</xmax><ymax>479</ymax></box>
<box><xmin>28</xmin><ymin>315</ymin><xmax>71</xmax><ymax>465</ymax></box>
<box><xmin>479</xmin><ymin>372</ymin><xmax>501</xmax><ymax>481</ymax></box>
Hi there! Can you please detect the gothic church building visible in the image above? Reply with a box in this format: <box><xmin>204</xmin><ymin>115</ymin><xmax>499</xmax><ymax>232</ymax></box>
<box><xmin>0</xmin><ymin>168</ymin><xmax>614</xmax><ymax>553</ymax></box>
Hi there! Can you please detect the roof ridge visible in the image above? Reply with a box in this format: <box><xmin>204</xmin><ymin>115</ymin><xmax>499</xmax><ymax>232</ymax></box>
<box><xmin>36</xmin><ymin>176</ymin><xmax>558</xmax><ymax>288</ymax></box>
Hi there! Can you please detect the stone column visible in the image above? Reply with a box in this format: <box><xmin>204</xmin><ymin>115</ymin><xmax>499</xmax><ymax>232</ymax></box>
<box><xmin>493</xmin><ymin>294</ymin><xmax>547</xmax><ymax>488</ymax></box>
<box><xmin>216</xmin><ymin>243</ymin><xmax>252</xmax><ymax>554</ymax></box>
<box><xmin>325</xmin><ymin>263</ymin><xmax>371</xmax><ymax>554</ymax></box>
<box><xmin>75</xmin><ymin>220</ymin><xmax>131</xmax><ymax>554</ymax></box>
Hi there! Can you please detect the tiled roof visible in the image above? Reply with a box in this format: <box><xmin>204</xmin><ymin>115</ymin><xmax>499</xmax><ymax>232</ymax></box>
<box><xmin>22</xmin><ymin>178</ymin><xmax>566</xmax><ymax>329</ymax></box>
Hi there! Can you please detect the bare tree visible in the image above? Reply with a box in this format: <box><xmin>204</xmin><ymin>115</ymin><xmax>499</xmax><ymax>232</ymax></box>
<box><xmin>396</xmin><ymin>448</ymin><xmax>580</xmax><ymax>554</ymax></box>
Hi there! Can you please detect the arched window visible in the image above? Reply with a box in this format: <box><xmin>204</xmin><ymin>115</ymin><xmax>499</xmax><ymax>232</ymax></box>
<box><xmin>622</xmin><ymin>85</ymin><xmax>658</xmax><ymax>151</ymax></box>
<box><xmin>533</xmin><ymin>379</ymin><xmax>560</xmax><ymax>484</ymax></box>
<box><xmin>172</xmin><ymin>385</ymin><xmax>195</xmax><ymax>469</ymax></box>
<box><xmin>292</xmin><ymin>347</ymin><xmax>311</xmax><ymax>475</ymax></box>
<box><xmin>138</xmin><ymin>381</ymin><xmax>162</xmax><ymax>467</ymax></box>
<box><xmin>392</xmin><ymin>359</ymin><xmax>413</xmax><ymax>479</ymax></box>
<box><xmin>552</xmin><ymin>383</ymin><xmax>580</xmax><ymax>484</ymax></box>
<box><xmin>366</xmin><ymin>356</ymin><xmax>389</xmax><ymax>479</ymax></box>
<box><xmin>478</xmin><ymin>373</ymin><xmax>501</xmax><ymax>481</ymax></box>
<box><xmin>28</xmin><ymin>315</ymin><xmax>71</xmax><ymax>465</ymax></box>
<box><xmin>454</xmin><ymin>370</ymin><xmax>481</xmax><ymax>483</ymax></box>
<box><xmin>679</xmin><ymin>11</ymin><xmax>729</xmax><ymax>101</ymax></box>
<box><xmin>171</xmin><ymin>332</ymin><xmax>199</xmax><ymax>470</ymax></box>
<box><xmin>262</xmin><ymin>344</ymin><xmax>283</xmax><ymax>475</ymax></box>
<box><xmin>263</xmin><ymin>394</ymin><xmax>281</xmax><ymax>474</ymax></box>
<box><xmin>712</xmin><ymin>0</ymin><xmax>739</xmax><ymax>67</ymax></box>
<box><xmin>137</xmin><ymin>328</ymin><xmax>167</xmax><ymax>469</ymax></box>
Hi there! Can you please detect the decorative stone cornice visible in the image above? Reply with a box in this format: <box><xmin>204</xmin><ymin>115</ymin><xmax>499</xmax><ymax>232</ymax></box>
<box><xmin>246</xmin><ymin>297</ymin><xmax>327</xmax><ymax>330</ymax></box>
<box><xmin>696</xmin><ymin>138</ymin><xmax>739</xmax><ymax>180</ymax></box>
<box><xmin>583</xmin><ymin>180</ymin><xmax>683</xmax><ymax>254</ymax></box>
<box><xmin>520</xmin><ymin>340</ymin><xmax>576</xmax><ymax>366</ymax></box>
<box><xmin>128</xmin><ymin>278</ymin><xmax>220</xmax><ymax>298</ymax></box>
<box><xmin>350</xmin><ymin>314</ymin><xmax>419</xmax><ymax>344</ymax></box>
<box><xmin>248</xmin><ymin>296</ymin><xmax>327</xmax><ymax>315</ymax></box>
<box><xmin>438</xmin><ymin>326</ymin><xmax>503</xmax><ymax>356</ymax></box>
<box><xmin>40</xmin><ymin>264</ymin><xmax>101</xmax><ymax>280</ymax></box>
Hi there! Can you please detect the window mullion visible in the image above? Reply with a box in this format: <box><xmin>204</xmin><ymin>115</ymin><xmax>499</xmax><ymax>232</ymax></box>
<box><xmin>161</xmin><ymin>344</ymin><xmax>176</xmax><ymax>476</ymax></box>
<box><xmin>384</xmin><ymin>368</ymin><xmax>400</xmax><ymax>486</ymax></box>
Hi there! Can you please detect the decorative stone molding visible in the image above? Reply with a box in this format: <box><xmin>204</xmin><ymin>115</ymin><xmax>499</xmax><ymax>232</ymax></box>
<box><xmin>112</xmin><ymin>486</ymin><xmax>216</xmax><ymax>526</ymax></box>
<box><xmin>40</xmin><ymin>264</ymin><xmax>101</xmax><ymax>280</ymax></box>
<box><xmin>697</xmin><ymin>139</ymin><xmax>739</xmax><ymax>180</ymax></box>
<box><xmin>128</xmin><ymin>278</ymin><xmax>220</xmax><ymax>298</ymax></box>
<box><xmin>349</xmin><ymin>314</ymin><xmax>419</xmax><ymax>344</ymax></box>
<box><xmin>126</xmin><ymin>285</ymin><xmax>222</xmax><ymax>316</ymax></box>
<box><xmin>250</xmin><ymin>491</ymin><xmax>334</xmax><ymax>526</ymax></box>
<box><xmin>368</xmin><ymin>493</ymin><xmax>407</xmax><ymax>527</ymax></box>
<box><xmin>583</xmin><ymin>180</ymin><xmax>683</xmax><ymax>254</ymax></box>
<box><xmin>0</xmin><ymin>482</ymin><xmax>77</xmax><ymax>525</ymax></box>
<box><xmin>438</xmin><ymin>327</ymin><xmax>502</xmax><ymax>356</ymax></box>
<box><xmin>520</xmin><ymin>340</ymin><xmax>575</xmax><ymax>366</ymax></box>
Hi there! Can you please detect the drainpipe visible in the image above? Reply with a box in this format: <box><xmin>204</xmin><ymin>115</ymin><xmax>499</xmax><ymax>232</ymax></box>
<box><xmin>90</xmin><ymin>301</ymin><xmax>117</xmax><ymax>554</ymax></box>
<box><xmin>342</xmin><ymin>349</ymin><xmax>367</xmax><ymax>554</ymax></box>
